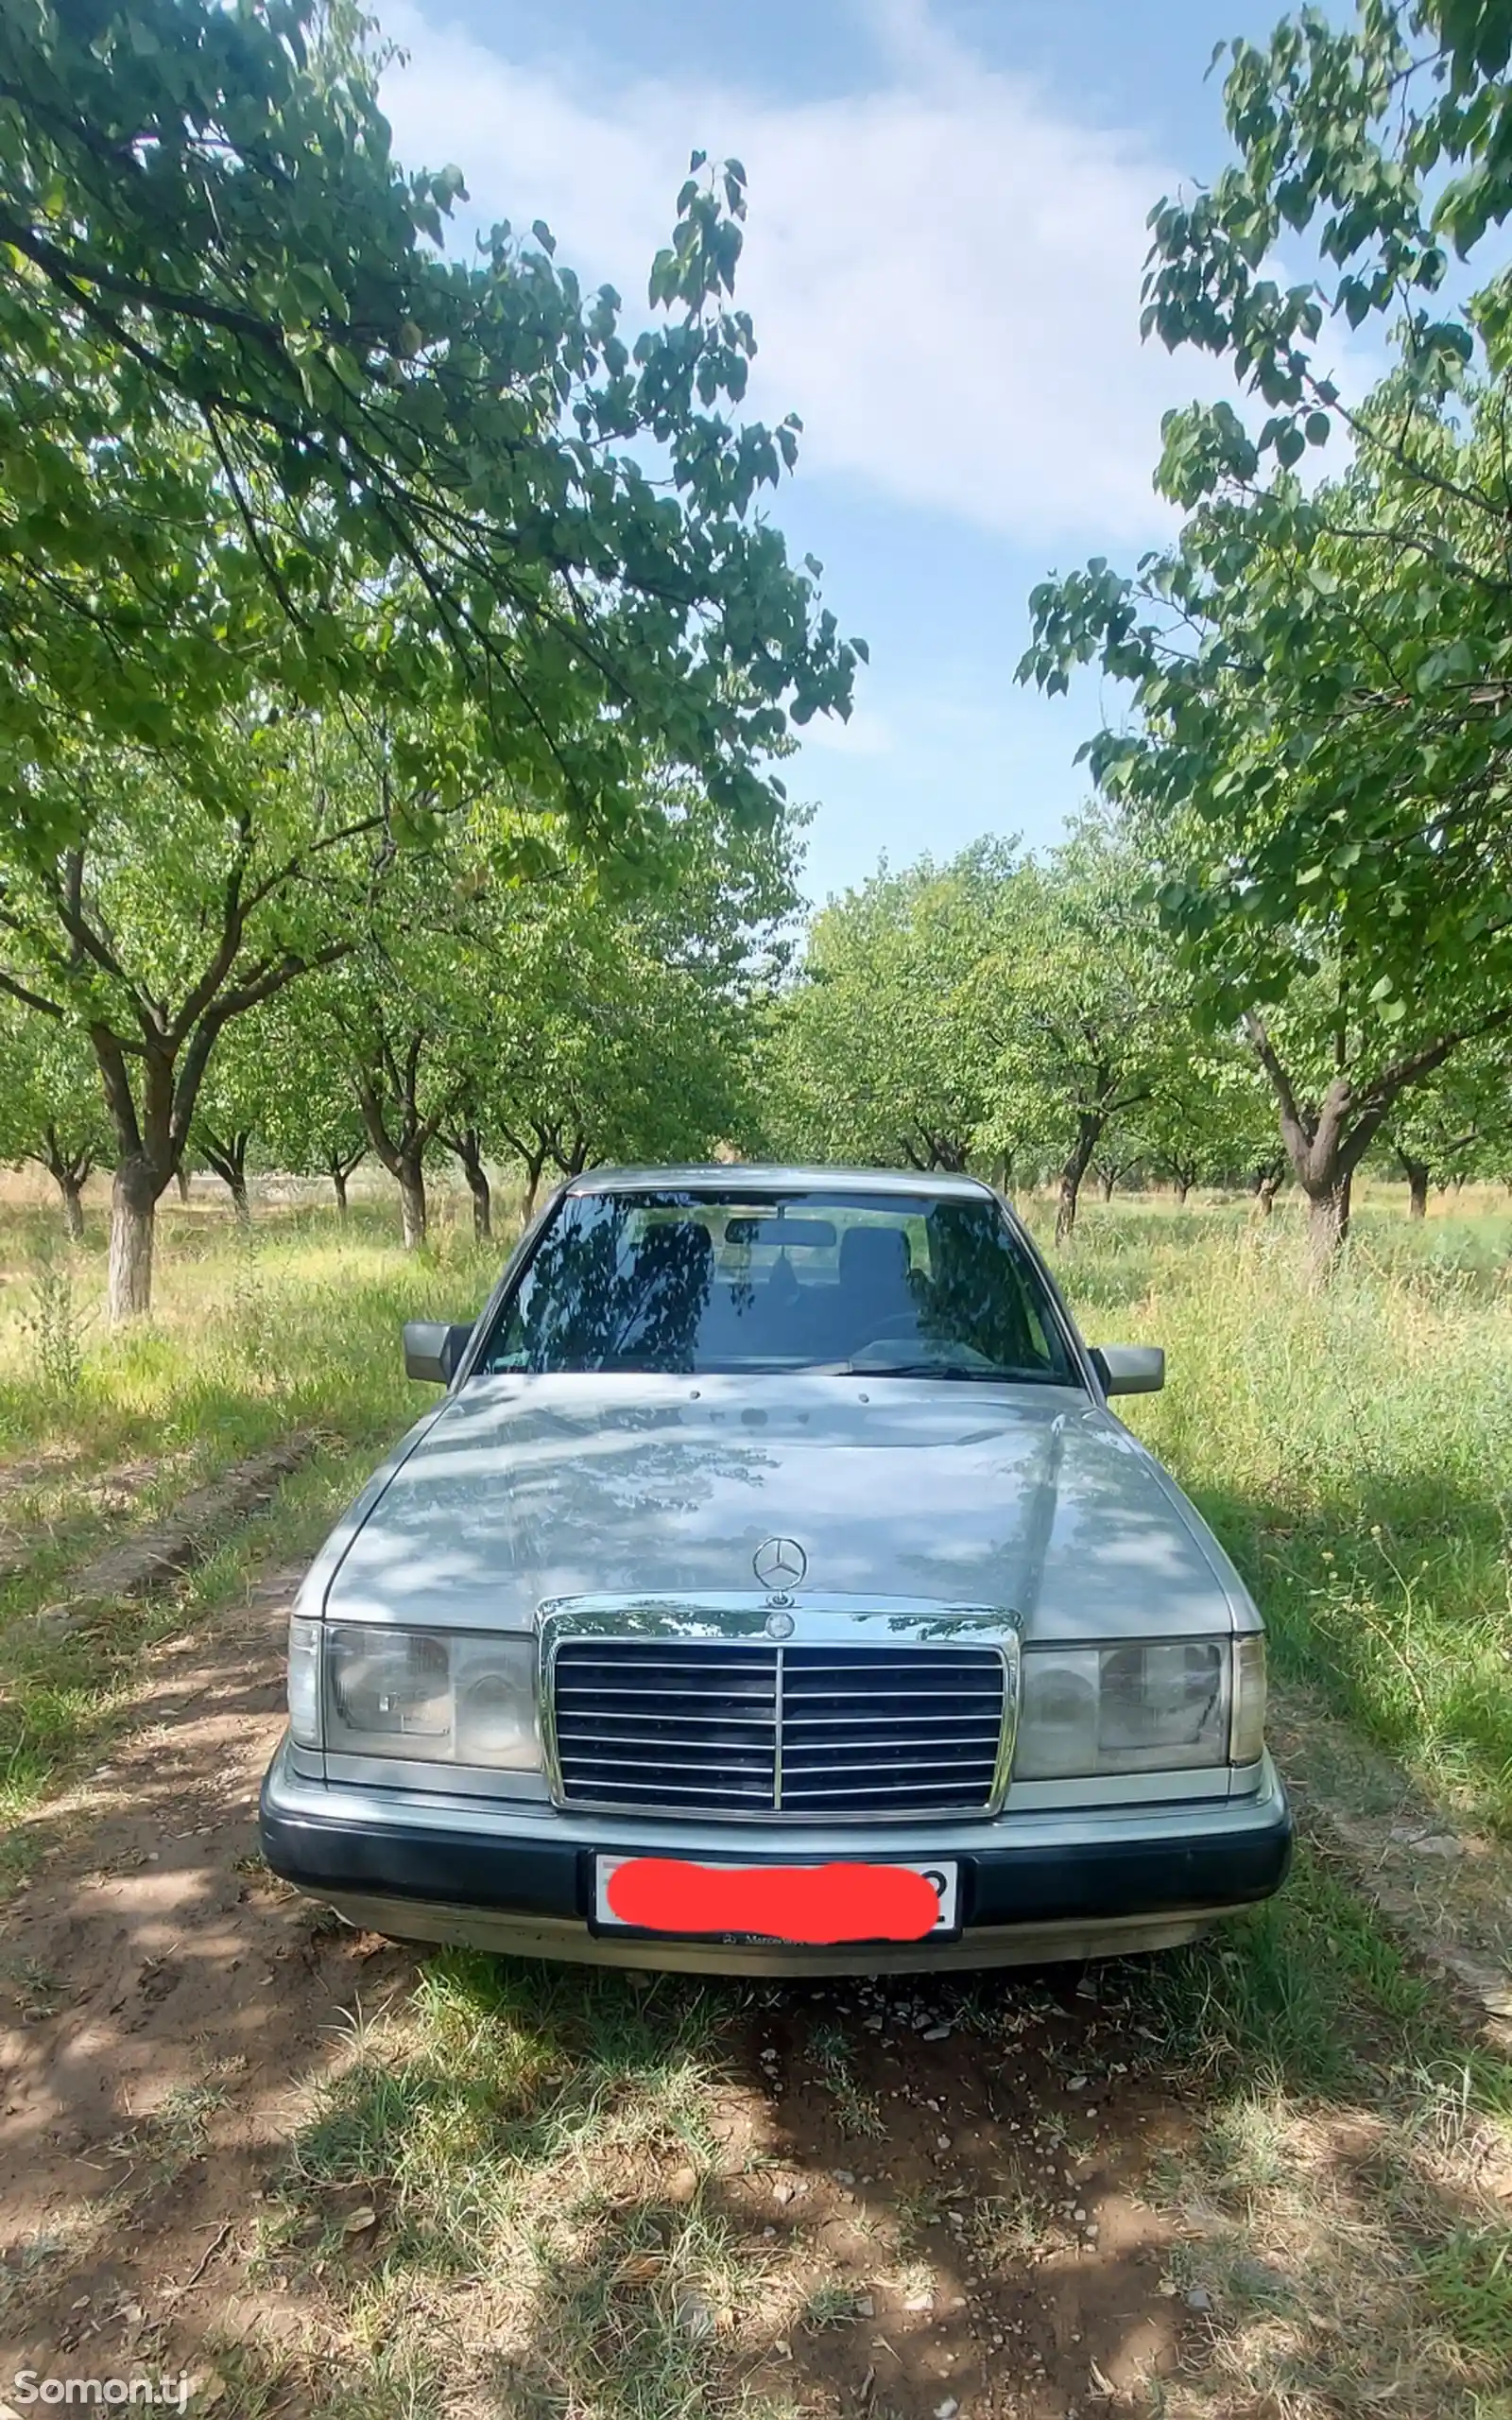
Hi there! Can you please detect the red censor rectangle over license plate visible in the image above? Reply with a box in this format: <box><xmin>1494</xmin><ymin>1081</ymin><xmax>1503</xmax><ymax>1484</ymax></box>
<box><xmin>593</xmin><ymin>1856</ymin><xmax>959</xmax><ymax>1945</ymax></box>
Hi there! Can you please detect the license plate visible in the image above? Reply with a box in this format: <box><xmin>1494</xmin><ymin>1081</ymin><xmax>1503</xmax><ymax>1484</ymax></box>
<box><xmin>592</xmin><ymin>1855</ymin><xmax>959</xmax><ymax>1944</ymax></box>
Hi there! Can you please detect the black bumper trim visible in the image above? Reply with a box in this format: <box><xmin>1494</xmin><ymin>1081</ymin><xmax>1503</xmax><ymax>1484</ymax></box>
<box><xmin>260</xmin><ymin>1771</ymin><xmax>1293</xmax><ymax>1934</ymax></box>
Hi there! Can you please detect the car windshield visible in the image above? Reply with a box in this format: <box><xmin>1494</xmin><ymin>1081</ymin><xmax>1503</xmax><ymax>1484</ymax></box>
<box><xmin>476</xmin><ymin>1187</ymin><xmax>1079</xmax><ymax>1384</ymax></box>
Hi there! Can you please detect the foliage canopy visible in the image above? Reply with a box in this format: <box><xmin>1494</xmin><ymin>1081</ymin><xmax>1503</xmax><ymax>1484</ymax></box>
<box><xmin>0</xmin><ymin>0</ymin><xmax>861</xmax><ymax>854</ymax></box>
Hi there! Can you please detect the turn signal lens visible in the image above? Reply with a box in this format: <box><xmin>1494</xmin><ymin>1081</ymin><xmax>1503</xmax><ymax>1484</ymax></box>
<box><xmin>287</xmin><ymin>1615</ymin><xmax>321</xmax><ymax>1748</ymax></box>
<box><xmin>1230</xmin><ymin>1634</ymin><xmax>1268</xmax><ymax>1765</ymax></box>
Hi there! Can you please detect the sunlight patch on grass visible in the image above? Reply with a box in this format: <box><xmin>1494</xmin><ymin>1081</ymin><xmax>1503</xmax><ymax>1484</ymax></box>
<box><xmin>1120</xmin><ymin>1847</ymin><xmax>1512</xmax><ymax>2412</ymax></box>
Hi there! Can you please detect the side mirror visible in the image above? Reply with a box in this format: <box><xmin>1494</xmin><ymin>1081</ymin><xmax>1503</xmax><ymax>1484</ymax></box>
<box><xmin>404</xmin><ymin>1320</ymin><xmax>473</xmax><ymax>1385</ymax></box>
<box><xmin>1091</xmin><ymin>1343</ymin><xmax>1165</xmax><ymax>1397</ymax></box>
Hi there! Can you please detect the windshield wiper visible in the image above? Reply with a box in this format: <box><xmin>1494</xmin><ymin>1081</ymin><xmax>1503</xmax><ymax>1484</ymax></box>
<box><xmin>833</xmin><ymin>1359</ymin><xmax>1048</xmax><ymax>1383</ymax></box>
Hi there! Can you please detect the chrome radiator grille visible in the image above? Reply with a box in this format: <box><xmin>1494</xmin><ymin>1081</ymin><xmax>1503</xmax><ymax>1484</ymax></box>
<box><xmin>550</xmin><ymin>1638</ymin><xmax>1007</xmax><ymax>1819</ymax></box>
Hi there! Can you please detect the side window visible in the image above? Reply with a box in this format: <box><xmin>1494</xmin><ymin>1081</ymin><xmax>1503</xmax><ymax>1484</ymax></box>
<box><xmin>1021</xmin><ymin>1293</ymin><xmax>1057</xmax><ymax>1364</ymax></box>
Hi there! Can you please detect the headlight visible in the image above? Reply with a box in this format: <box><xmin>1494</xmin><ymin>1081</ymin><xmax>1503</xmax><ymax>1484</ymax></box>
<box><xmin>1014</xmin><ymin>1638</ymin><xmax>1239</xmax><ymax>1778</ymax></box>
<box><xmin>320</xmin><ymin>1625</ymin><xmax>541</xmax><ymax>1771</ymax></box>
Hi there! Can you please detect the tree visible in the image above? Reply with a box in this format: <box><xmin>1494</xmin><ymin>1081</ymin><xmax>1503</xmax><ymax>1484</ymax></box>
<box><xmin>1</xmin><ymin>5</ymin><xmax>867</xmax><ymax>1313</ymax></box>
<box><xmin>765</xmin><ymin>845</ymin><xmax>1013</xmax><ymax>1171</ymax></box>
<box><xmin>0</xmin><ymin>3</ymin><xmax>860</xmax><ymax>855</ymax></box>
<box><xmin>253</xmin><ymin>1001</ymin><xmax>369</xmax><ymax>1216</ymax></box>
<box><xmin>0</xmin><ymin>1003</ymin><xmax>110</xmax><ymax>1239</ymax></box>
<box><xmin>1023</xmin><ymin>432</ymin><xmax>1512</xmax><ymax>1252</ymax></box>
<box><xmin>1091</xmin><ymin>1142</ymin><xmax>1143</xmax><ymax>1205</ymax></box>
<box><xmin>318</xmin><ymin>932</ymin><xmax>464</xmax><ymax>1251</ymax></box>
<box><xmin>1019</xmin><ymin>1</ymin><xmax>1512</xmax><ymax>1267</ymax></box>
<box><xmin>438</xmin><ymin>1120</ymin><xmax>495</xmax><ymax>1245</ymax></box>
<box><xmin>1132</xmin><ymin>1038</ymin><xmax>1276</xmax><ymax>1206</ymax></box>
<box><xmin>443</xmin><ymin>780</ymin><xmax>802</xmax><ymax>1224</ymax></box>
<box><xmin>190</xmin><ymin>1017</ymin><xmax>268</xmax><ymax>1225</ymax></box>
<box><xmin>1378</xmin><ymin>1045</ymin><xmax>1510</xmax><ymax>1214</ymax></box>
<box><xmin>974</xmin><ymin>820</ymin><xmax>1174</xmax><ymax>1241</ymax></box>
<box><xmin>0</xmin><ymin>713</ymin><xmax>444</xmax><ymax>1317</ymax></box>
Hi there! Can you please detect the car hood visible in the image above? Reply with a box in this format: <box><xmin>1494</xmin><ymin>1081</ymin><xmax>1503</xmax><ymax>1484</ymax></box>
<box><xmin>320</xmin><ymin>1373</ymin><xmax>1248</xmax><ymax>1642</ymax></box>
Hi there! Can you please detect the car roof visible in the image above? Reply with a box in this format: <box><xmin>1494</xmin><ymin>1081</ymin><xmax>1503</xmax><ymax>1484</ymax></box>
<box><xmin>563</xmin><ymin>1163</ymin><xmax>1001</xmax><ymax>1202</ymax></box>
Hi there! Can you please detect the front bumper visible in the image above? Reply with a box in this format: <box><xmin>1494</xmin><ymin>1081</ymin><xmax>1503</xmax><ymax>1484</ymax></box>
<box><xmin>259</xmin><ymin>1740</ymin><xmax>1292</xmax><ymax>1976</ymax></box>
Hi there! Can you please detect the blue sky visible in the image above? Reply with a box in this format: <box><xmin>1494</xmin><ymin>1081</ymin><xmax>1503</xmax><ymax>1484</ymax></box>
<box><xmin>377</xmin><ymin>0</ymin><xmax>1291</xmax><ymax>905</ymax></box>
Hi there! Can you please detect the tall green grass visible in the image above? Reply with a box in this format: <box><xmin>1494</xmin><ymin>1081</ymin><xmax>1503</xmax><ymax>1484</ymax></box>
<box><xmin>0</xmin><ymin>1193</ymin><xmax>513</xmax><ymax>1475</ymax></box>
<box><xmin>1048</xmin><ymin>1195</ymin><xmax>1512</xmax><ymax>1831</ymax></box>
<box><xmin>0</xmin><ymin>1192</ymin><xmax>518</xmax><ymax>1823</ymax></box>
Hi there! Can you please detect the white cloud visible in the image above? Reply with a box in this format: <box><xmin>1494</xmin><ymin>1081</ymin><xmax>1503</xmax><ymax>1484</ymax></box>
<box><xmin>377</xmin><ymin>0</ymin><xmax>1223</xmax><ymax>547</ymax></box>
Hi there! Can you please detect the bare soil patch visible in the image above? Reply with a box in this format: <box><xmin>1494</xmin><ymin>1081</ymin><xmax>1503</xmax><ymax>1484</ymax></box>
<box><xmin>28</xmin><ymin>1437</ymin><xmax>318</xmax><ymax>1629</ymax></box>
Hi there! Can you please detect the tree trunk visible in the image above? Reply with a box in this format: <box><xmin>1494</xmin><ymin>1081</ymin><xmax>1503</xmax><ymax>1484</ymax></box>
<box><xmin>1257</xmin><ymin>1173</ymin><xmax>1280</xmax><ymax>1217</ymax></box>
<box><xmin>351</xmin><ymin>1047</ymin><xmax>442</xmax><ymax>1255</ymax></box>
<box><xmin>1306</xmin><ymin>1174</ymin><xmax>1352</xmax><ymax>1277</ymax></box>
<box><xmin>1055</xmin><ymin>1166</ymin><xmax>1082</xmax><ymax>1240</ymax></box>
<box><xmin>39</xmin><ymin>1131</ymin><xmax>91</xmax><ymax>1244</ymax></box>
<box><xmin>522</xmin><ymin>1148</ymin><xmax>548</xmax><ymax>1225</ymax></box>
<box><xmin>199</xmin><ymin>1130</ymin><xmax>252</xmax><ymax>1225</ymax></box>
<box><xmin>1174</xmin><ymin>1176</ymin><xmax>1192</xmax><ymax>1207</ymax></box>
<box><xmin>327</xmin><ymin>1147</ymin><xmax>364</xmax><ymax>1218</ymax></box>
<box><xmin>175</xmin><ymin>1165</ymin><xmax>191</xmax><ymax>1203</ymax></box>
<box><xmin>108</xmin><ymin>1158</ymin><xmax>160</xmax><ymax>1323</ymax></box>
<box><xmin>1098</xmin><ymin>1171</ymin><xmax>1115</xmax><ymax>1204</ymax></box>
<box><xmin>1403</xmin><ymin>1157</ymin><xmax>1430</xmax><ymax>1219</ymax></box>
<box><xmin>444</xmin><ymin>1130</ymin><xmax>492</xmax><ymax>1242</ymax></box>
<box><xmin>1054</xmin><ymin>1116</ymin><xmax>1102</xmax><ymax>1244</ymax></box>
<box><xmin>398</xmin><ymin>1158</ymin><xmax>427</xmax><ymax>1251</ymax></box>
<box><xmin>464</xmin><ymin>1160</ymin><xmax>491</xmax><ymax>1242</ymax></box>
<box><xmin>56</xmin><ymin>1170</ymin><xmax>86</xmax><ymax>1245</ymax></box>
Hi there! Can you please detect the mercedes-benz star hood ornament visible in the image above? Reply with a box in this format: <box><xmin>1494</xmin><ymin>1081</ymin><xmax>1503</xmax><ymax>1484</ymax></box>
<box><xmin>753</xmin><ymin>1536</ymin><xmax>807</xmax><ymax>1591</ymax></box>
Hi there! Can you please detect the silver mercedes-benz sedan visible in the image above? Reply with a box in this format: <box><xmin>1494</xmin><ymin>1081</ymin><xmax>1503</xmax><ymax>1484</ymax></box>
<box><xmin>260</xmin><ymin>1166</ymin><xmax>1290</xmax><ymax>1973</ymax></box>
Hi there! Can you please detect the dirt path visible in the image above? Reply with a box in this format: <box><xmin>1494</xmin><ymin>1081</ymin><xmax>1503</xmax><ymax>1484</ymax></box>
<box><xmin>0</xmin><ymin>1572</ymin><xmax>1218</xmax><ymax>2418</ymax></box>
<box><xmin>0</xmin><ymin>1567</ymin><xmax>388</xmax><ymax>2394</ymax></box>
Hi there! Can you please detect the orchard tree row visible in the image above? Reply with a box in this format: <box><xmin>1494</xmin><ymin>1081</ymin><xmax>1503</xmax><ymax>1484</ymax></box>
<box><xmin>1</xmin><ymin>750</ymin><xmax>800</xmax><ymax>1250</ymax></box>
<box><xmin>1013</xmin><ymin>0</ymin><xmax>1512</xmax><ymax>1267</ymax></box>
<box><xmin>9</xmin><ymin>0</ymin><xmax>1512</xmax><ymax>1297</ymax></box>
<box><xmin>761</xmin><ymin>813</ymin><xmax>1512</xmax><ymax>1240</ymax></box>
<box><xmin>0</xmin><ymin>0</ymin><xmax>860</xmax><ymax>1320</ymax></box>
<box><xmin>773</xmin><ymin>0</ymin><xmax>1512</xmax><ymax>1265</ymax></box>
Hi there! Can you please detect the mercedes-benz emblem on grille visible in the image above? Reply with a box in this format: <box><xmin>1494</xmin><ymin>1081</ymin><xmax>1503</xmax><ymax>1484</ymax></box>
<box><xmin>753</xmin><ymin>1536</ymin><xmax>807</xmax><ymax>1591</ymax></box>
<box><xmin>764</xmin><ymin>1608</ymin><xmax>796</xmax><ymax>1640</ymax></box>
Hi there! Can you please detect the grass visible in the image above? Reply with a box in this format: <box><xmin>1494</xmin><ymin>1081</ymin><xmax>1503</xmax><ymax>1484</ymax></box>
<box><xmin>3</xmin><ymin>1175</ymin><xmax>1512</xmax><ymax>2414</ymax></box>
<box><xmin>0</xmin><ymin>1184</ymin><xmax>513</xmax><ymax>1821</ymax></box>
<box><xmin>1044</xmin><ymin>1184</ymin><xmax>1512</xmax><ymax>1835</ymax></box>
<box><xmin>1122</xmin><ymin>1850</ymin><xmax>1512</xmax><ymax>2411</ymax></box>
<box><xmin>251</xmin><ymin>1956</ymin><xmax>767</xmax><ymax>2417</ymax></box>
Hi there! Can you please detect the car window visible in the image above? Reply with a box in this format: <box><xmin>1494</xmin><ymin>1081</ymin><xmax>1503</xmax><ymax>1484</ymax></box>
<box><xmin>475</xmin><ymin>1189</ymin><xmax>1079</xmax><ymax>1385</ymax></box>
